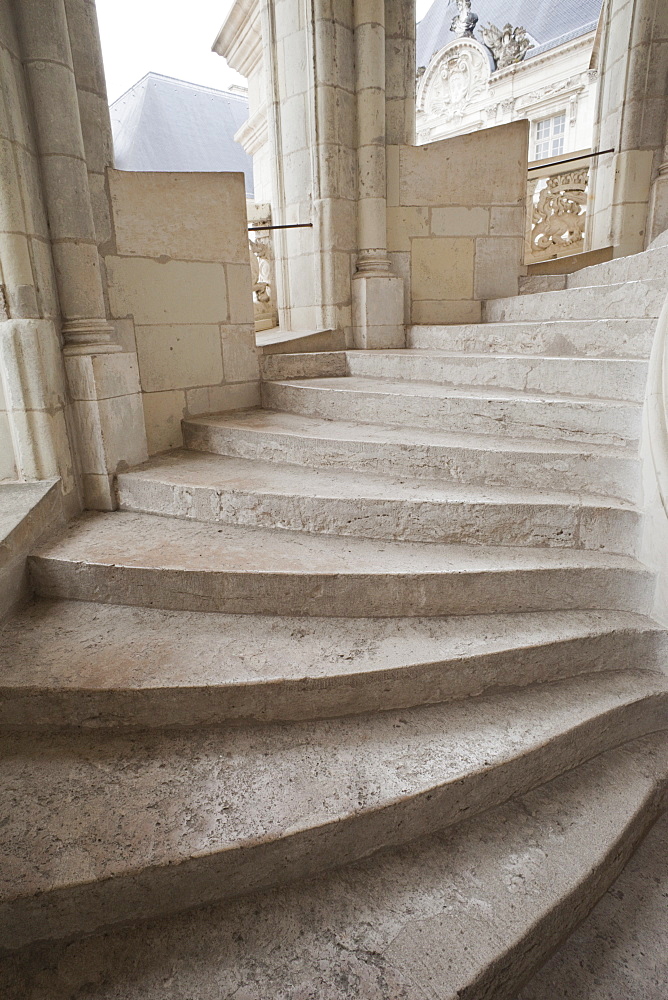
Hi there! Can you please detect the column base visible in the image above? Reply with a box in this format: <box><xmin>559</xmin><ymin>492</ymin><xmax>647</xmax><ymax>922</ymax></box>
<box><xmin>64</xmin><ymin>352</ymin><xmax>148</xmax><ymax>511</ymax></box>
<box><xmin>352</xmin><ymin>271</ymin><xmax>405</xmax><ymax>349</ymax></box>
<box><xmin>62</xmin><ymin>318</ymin><xmax>122</xmax><ymax>356</ymax></box>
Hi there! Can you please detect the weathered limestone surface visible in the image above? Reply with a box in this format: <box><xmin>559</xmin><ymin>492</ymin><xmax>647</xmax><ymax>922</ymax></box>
<box><xmin>185</xmin><ymin>408</ymin><xmax>641</xmax><ymax>502</ymax></box>
<box><xmin>262</xmin><ymin>377</ymin><xmax>642</xmax><ymax>447</ymax></box>
<box><xmin>1</xmin><ymin>736</ymin><xmax>667</xmax><ymax>999</ymax></box>
<box><xmin>409</xmin><ymin>318</ymin><xmax>658</xmax><ymax>359</ymax></box>
<box><xmin>388</xmin><ymin>121</ymin><xmax>528</xmax><ymax>325</ymax></box>
<box><xmin>116</xmin><ymin>450</ymin><xmax>641</xmax><ymax>554</ymax></box>
<box><xmin>518</xmin><ymin>806</ymin><xmax>668</xmax><ymax>1000</ymax></box>
<box><xmin>28</xmin><ymin>510</ymin><xmax>654</xmax><ymax>617</ymax></box>
<box><xmin>104</xmin><ymin>170</ymin><xmax>259</xmax><ymax>455</ymax></box>
<box><xmin>3</xmin><ymin>3</ymin><xmax>668</xmax><ymax>995</ymax></box>
<box><xmin>0</xmin><ymin>480</ymin><xmax>63</xmax><ymax>620</ymax></box>
<box><xmin>1</xmin><ymin>672</ymin><xmax>667</xmax><ymax>950</ymax></box>
<box><xmin>0</xmin><ymin>601</ymin><xmax>663</xmax><ymax>728</ymax></box>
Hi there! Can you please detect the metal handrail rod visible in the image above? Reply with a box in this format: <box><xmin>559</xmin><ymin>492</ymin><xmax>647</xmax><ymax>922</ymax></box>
<box><xmin>527</xmin><ymin>148</ymin><xmax>615</xmax><ymax>172</ymax></box>
<box><xmin>248</xmin><ymin>223</ymin><xmax>314</xmax><ymax>231</ymax></box>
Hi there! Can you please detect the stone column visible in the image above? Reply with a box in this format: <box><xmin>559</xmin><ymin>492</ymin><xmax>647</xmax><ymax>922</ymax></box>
<box><xmin>385</xmin><ymin>0</ymin><xmax>416</xmax><ymax>146</ymax></box>
<box><xmin>588</xmin><ymin>0</ymin><xmax>668</xmax><ymax>255</ymax></box>
<box><xmin>648</xmin><ymin>123</ymin><xmax>668</xmax><ymax>244</ymax></box>
<box><xmin>13</xmin><ymin>0</ymin><xmax>147</xmax><ymax>510</ymax></box>
<box><xmin>13</xmin><ymin>0</ymin><xmax>117</xmax><ymax>355</ymax></box>
<box><xmin>64</xmin><ymin>0</ymin><xmax>115</xmax><ymax>251</ymax></box>
<box><xmin>352</xmin><ymin>0</ymin><xmax>404</xmax><ymax>349</ymax></box>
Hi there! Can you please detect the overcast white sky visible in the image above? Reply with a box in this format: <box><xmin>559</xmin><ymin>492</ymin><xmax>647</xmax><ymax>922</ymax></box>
<box><xmin>97</xmin><ymin>0</ymin><xmax>435</xmax><ymax>103</ymax></box>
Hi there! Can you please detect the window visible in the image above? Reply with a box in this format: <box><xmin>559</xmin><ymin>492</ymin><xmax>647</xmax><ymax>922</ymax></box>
<box><xmin>534</xmin><ymin>113</ymin><xmax>566</xmax><ymax>160</ymax></box>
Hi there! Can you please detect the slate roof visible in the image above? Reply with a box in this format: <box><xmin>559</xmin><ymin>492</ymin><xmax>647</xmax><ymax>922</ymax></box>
<box><xmin>110</xmin><ymin>72</ymin><xmax>254</xmax><ymax>196</ymax></box>
<box><xmin>416</xmin><ymin>0</ymin><xmax>603</xmax><ymax>69</ymax></box>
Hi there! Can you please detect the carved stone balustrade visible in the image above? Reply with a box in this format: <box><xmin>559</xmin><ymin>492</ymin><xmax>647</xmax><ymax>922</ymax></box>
<box><xmin>248</xmin><ymin>207</ymin><xmax>278</xmax><ymax>333</ymax></box>
<box><xmin>525</xmin><ymin>151</ymin><xmax>591</xmax><ymax>264</ymax></box>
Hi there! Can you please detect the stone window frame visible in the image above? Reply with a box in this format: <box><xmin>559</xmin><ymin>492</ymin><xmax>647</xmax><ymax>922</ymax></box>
<box><xmin>532</xmin><ymin>110</ymin><xmax>567</xmax><ymax>161</ymax></box>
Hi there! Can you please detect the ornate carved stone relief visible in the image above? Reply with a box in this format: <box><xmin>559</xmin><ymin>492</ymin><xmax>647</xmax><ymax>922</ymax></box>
<box><xmin>248</xmin><ymin>213</ymin><xmax>278</xmax><ymax>332</ymax></box>
<box><xmin>482</xmin><ymin>22</ymin><xmax>533</xmax><ymax>69</ymax></box>
<box><xmin>514</xmin><ymin>76</ymin><xmax>582</xmax><ymax>110</ymax></box>
<box><xmin>417</xmin><ymin>38</ymin><xmax>491</xmax><ymax>123</ymax></box>
<box><xmin>531</xmin><ymin>168</ymin><xmax>589</xmax><ymax>253</ymax></box>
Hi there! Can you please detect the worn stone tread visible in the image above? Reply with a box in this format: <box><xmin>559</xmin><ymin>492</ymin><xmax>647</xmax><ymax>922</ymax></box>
<box><xmin>184</xmin><ymin>408</ymin><xmax>639</xmax><ymax>502</ymax></box>
<box><xmin>262</xmin><ymin>377</ymin><xmax>641</xmax><ymax>447</ymax></box>
<box><xmin>344</xmin><ymin>350</ymin><xmax>648</xmax><ymax>402</ymax></box>
<box><xmin>517</xmin><ymin>803</ymin><xmax>668</xmax><ymax>999</ymax></box>
<box><xmin>484</xmin><ymin>277</ymin><xmax>666</xmax><ymax>323</ymax></box>
<box><xmin>2</xmin><ymin>734</ymin><xmax>667</xmax><ymax>998</ymax></box>
<box><xmin>28</xmin><ymin>511</ymin><xmax>653</xmax><ymax>616</ymax></box>
<box><xmin>408</xmin><ymin>318</ymin><xmax>656</xmax><ymax>359</ymax></box>
<box><xmin>1</xmin><ymin>601</ymin><xmax>664</xmax><ymax>727</ymax></box>
<box><xmin>115</xmin><ymin>450</ymin><xmax>639</xmax><ymax>554</ymax></box>
<box><xmin>265</xmin><ymin>374</ymin><xmax>641</xmax><ymax>408</ymax></box>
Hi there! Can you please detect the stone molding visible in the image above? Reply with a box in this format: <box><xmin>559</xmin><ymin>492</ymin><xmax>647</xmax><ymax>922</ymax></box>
<box><xmin>234</xmin><ymin>104</ymin><xmax>268</xmax><ymax>156</ymax></box>
<box><xmin>417</xmin><ymin>37</ymin><xmax>492</xmax><ymax>124</ymax></box>
<box><xmin>212</xmin><ymin>0</ymin><xmax>262</xmax><ymax>77</ymax></box>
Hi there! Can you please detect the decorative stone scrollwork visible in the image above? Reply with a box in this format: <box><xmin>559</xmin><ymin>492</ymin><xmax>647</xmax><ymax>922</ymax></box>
<box><xmin>248</xmin><ymin>220</ymin><xmax>278</xmax><ymax>332</ymax></box>
<box><xmin>482</xmin><ymin>22</ymin><xmax>533</xmax><ymax>70</ymax></box>
<box><xmin>531</xmin><ymin>168</ymin><xmax>589</xmax><ymax>253</ymax></box>
<box><xmin>417</xmin><ymin>38</ymin><xmax>491</xmax><ymax>123</ymax></box>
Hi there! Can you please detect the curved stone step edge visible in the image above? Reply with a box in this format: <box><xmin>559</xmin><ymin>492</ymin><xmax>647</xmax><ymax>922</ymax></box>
<box><xmin>3</xmin><ymin>733</ymin><xmax>665</xmax><ymax>998</ymax></box>
<box><xmin>28</xmin><ymin>550</ymin><xmax>655</xmax><ymax>619</ymax></box>
<box><xmin>3</xmin><ymin>734</ymin><xmax>667</xmax><ymax>999</ymax></box>
<box><xmin>1</xmin><ymin>602</ymin><xmax>664</xmax><ymax>728</ymax></box>
<box><xmin>1</xmin><ymin>676</ymin><xmax>666</xmax><ymax>951</ymax></box>
<box><xmin>115</xmin><ymin>458</ymin><xmax>641</xmax><ymax>557</ymax></box>
<box><xmin>261</xmin><ymin>379</ymin><xmax>642</xmax><ymax>449</ymax></box>
<box><xmin>344</xmin><ymin>351</ymin><xmax>649</xmax><ymax>404</ymax></box>
<box><xmin>182</xmin><ymin>412</ymin><xmax>640</xmax><ymax>504</ymax></box>
<box><xmin>408</xmin><ymin>318</ymin><xmax>656</xmax><ymax>360</ymax></box>
<box><xmin>483</xmin><ymin>277</ymin><xmax>666</xmax><ymax>324</ymax></box>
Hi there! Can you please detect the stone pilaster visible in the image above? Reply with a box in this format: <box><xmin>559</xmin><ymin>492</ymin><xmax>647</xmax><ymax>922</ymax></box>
<box><xmin>352</xmin><ymin>0</ymin><xmax>404</xmax><ymax>349</ymax></box>
<box><xmin>588</xmin><ymin>0</ymin><xmax>668</xmax><ymax>255</ymax></box>
<box><xmin>14</xmin><ymin>0</ymin><xmax>147</xmax><ymax>510</ymax></box>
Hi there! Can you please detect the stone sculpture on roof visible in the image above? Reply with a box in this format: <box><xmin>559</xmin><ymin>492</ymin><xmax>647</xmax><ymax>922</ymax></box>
<box><xmin>450</xmin><ymin>0</ymin><xmax>479</xmax><ymax>38</ymax></box>
<box><xmin>482</xmin><ymin>22</ymin><xmax>534</xmax><ymax>69</ymax></box>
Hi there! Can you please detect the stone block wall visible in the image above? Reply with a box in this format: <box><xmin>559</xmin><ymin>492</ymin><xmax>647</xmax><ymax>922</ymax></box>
<box><xmin>0</xmin><ymin>4</ymin><xmax>76</xmax><ymax>496</ymax></box>
<box><xmin>104</xmin><ymin>170</ymin><xmax>259</xmax><ymax>455</ymax></box>
<box><xmin>387</xmin><ymin>120</ymin><xmax>529</xmax><ymax>325</ymax></box>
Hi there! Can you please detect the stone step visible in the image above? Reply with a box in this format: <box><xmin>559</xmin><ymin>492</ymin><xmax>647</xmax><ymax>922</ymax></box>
<box><xmin>259</xmin><ymin>350</ymin><xmax>347</xmax><ymax>381</ymax></box>
<box><xmin>484</xmin><ymin>278</ymin><xmax>665</xmax><ymax>324</ymax></box>
<box><xmin>519</xmin><ymin>274</ymin><xmax>568</xmax><ymax>294</ymax></box>
<box><xmin>261</xmin><ymin>377</ymin><xmax>641</xmax><ymax>447</ymax></box>
<box><xmin>345</xmin><ymin>349</ymin><xmax>648</xmax><ymax>402</ymax></box>
<box><xmin>566</xmin><ymin>243</ymin><xmax>668</xmax><ymax>289</ymax></box>
<box><xmin>517</xmin><ymin>797</ymin><xmax>668</xmax><ymax>1000</ymax></box>
<box><xmin>116</xmin><ymin>451</ymin><xmax>640</xmax><ymax>554</ymax></box>
<box><xmin>29</xmin><ymin>512</ymin><xmax>654</xmax><ymax>617</ymax></box>
<box><xmin>2</xmin><ymin>731</ymin><xmax>667</xmax><ymax>998</ymax></box>
<box><xmin>2</xmin><ymin>601</ymin><xmax>663</xmax><ymax>728</ymax></box>
<box><xmin>184</xmin><ymin>410</ymin><xmax>640</xmax><ymax>503</ymax></box>
<box><xmin>2</xmin><ymin>671</ymin><xmax>667</xmax><ymax>951</ymax></box>
<box><xmin>408</xmin><ymin>317</ymin><xmax>656</xmax><ymax>359</ymax></box>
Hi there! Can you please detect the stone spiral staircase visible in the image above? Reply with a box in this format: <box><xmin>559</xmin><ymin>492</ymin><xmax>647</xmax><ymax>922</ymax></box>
<box><xmin>2</xmin><ymin>245</ymin><xmax>668</xmax><ymax>999</ymax></box>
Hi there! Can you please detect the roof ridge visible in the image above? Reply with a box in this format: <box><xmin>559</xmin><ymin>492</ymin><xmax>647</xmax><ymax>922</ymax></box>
<box><xmin>110</xmin><ymin>71</ymin><xmax>248</xmax><ymax>109</ymax></box>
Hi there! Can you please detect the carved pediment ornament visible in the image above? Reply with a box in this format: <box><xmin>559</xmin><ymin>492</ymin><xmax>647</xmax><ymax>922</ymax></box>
<box><xmin>482</xmin><ymin>22</ymin><xmax>533</xmax><ymax>70</ymax></box>
<box><xmin>417</xmin><ymin>38</ymin><xmax>491</xmax><ymax>122</ymax></box>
